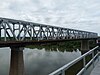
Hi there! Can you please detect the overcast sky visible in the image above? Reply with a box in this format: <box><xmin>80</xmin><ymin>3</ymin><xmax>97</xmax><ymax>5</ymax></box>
<box><xmin>0</xmin><ymin>0</ymin><xmax>100</xmax><ymax>35</ymax></box>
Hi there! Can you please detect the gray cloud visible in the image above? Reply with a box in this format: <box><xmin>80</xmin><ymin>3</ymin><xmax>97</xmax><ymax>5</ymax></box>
<box><xmin>0</xmin><ymin>0</ymin><xmax>100</xmax><ymax>34</ymax></box>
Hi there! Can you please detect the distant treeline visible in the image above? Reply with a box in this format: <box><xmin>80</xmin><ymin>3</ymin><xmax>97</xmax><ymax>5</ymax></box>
<box><xmin>26</xmin><ymin>40</ymin><xmax>96</xmax><ymax>52</ymax></box>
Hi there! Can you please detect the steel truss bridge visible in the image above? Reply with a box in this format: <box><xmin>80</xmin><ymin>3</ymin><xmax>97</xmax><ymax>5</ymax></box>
<box><xmin>0</xmin><ymin>17</ymin><xmax>98</xmax><ymax>75</ymax></box>
<box><xmin>0</xmin><ymin>17</ymin><xmax>98</xmax><ymax>47</ymax></box>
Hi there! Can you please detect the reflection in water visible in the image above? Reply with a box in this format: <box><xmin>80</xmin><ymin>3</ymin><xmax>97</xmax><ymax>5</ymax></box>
<box><xmin>0</xmin><ymin>47</ymin><xmax>10</xmax><ymax>75</ymax></box>
<box><xmin>24</xmin><ymin>48</ymin><xmax>81</xmax><ymax>75</ymax></box>
<box><xmin>0</xmin><ymin>47</ymin><xmax>81</xmax><ymax>75</ymax></box>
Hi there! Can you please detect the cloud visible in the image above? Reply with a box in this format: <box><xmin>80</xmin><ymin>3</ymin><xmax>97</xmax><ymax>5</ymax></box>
<box><xmin>24</xmin><ymin>48</ymin><xmax>81</xmax><ymax>75</ymax></box>
<box><xmin>0</xmin><ymin>47</ymin><xmax>10</xmax><ymax>75</ymax></box>
<box><xmin>0</xmin><ymin>0</ymin><xmax>100</xmax><ymax>34</ymax></box>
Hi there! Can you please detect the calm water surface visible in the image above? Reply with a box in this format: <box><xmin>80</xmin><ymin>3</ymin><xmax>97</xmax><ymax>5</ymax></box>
<box><xmin>0</xmin><ymin>47</ymin><xmax>81</xmax><ymax>75</ymax></box>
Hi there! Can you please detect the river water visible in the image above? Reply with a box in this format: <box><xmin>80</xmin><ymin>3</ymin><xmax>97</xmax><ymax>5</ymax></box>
<box><xmin>0</xmin><ymin>47</ymin><xmax>81</xmax><ymax>75</ymax></box>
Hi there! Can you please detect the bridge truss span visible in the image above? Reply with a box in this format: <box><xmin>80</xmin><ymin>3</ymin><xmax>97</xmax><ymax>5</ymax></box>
<box><xmin>0</xmin><ymin>17</ymin><xmax>98</xmax><ymax>41</ymax></box>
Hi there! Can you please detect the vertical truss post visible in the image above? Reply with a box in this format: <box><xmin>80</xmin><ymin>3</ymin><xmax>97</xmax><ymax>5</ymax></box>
<box><xmin>39</xmin><ymin>25</ymin><xmax>42</xmax><ymax>40</ymax></box>
<box><xmin>59</xmin><ymin>28</ymin><xmax>62</xmax><ymax>39</ymax></box>
<box><xmin>73</xmin><ymin>30</ymin><xmax>75</xmax><ymax>39</ymax></box>
<box><xmin>18</xmin><ymin>22</ymin><xmax>21</xmax><ymax>40</ymax></box>
<box><xmin>52</xmin><ymin>27</ymin><xmax>54</xmax><ymax>39</ymax></box>
<box><xmin>4</xmin><ymin>22</ymin><xmax>7</xmax><ymax>41</ymax></box>
<box><xmin>12</xmin><ymin>23</ymin><xmax>16</xmax><ymax>40</ymax></box>
<box><xmin>23</xmin><ymin>25</ymin><xmax>26</xmax><ymax>40</ymax></box>
<box><xmin>67</xmin><ymin>30</ymin><xmax>70</xmax><ymax>39</ymax></box>
<box><xmin>32</xmin><ymin>26</ymin><xmax>35</xmax><ymax>40</ymax></box>
<box><xmin>57</xmin><ymin>28</ymin><xmax>59</xmax><ymax>39</ymax></box>
<box><xmin>28</xmin><ymin>24</ymin><xmax>32</xmax><ymax>40</ymax></box>
<box><xmin>61</xmin><ymin>29</ymin><xmax>63</xmax><ymax>39</ymax></box>
<box><xmin>47</xmin><ymin>26</ymin><xmax>49</xmax><ymax>40</ymax></box>
<box><xmin>30</xmin><ymin>27</ymin><xmax>32</xmax><ymax>40</ymax></box>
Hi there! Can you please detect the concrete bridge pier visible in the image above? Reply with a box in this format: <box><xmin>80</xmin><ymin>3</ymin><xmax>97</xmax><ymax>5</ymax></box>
<box><xmin>81</xmin><ymin>40</ymin><xmax>89</xmax><ymax>51</ymax></box>
<box><xmin>9</xmin><ymin>47</ymin><xmax>24</xmax><ymax>75</ymax></box>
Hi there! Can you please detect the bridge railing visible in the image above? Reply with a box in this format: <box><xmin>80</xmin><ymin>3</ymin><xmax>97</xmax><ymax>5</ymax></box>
<box><xmin>49</xmin><ymin>46</ymin><xmax>99</xmax><ymax>75</ymax></box>
<box><xmin>0</xmin><ymin>17</ymin><xmax>98</xmax><ymax>41</ymax></box>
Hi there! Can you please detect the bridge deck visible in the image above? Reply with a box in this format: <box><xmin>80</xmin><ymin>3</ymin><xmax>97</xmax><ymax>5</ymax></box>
<box><xmin>90</xmin><ymin>57</ymin><xmax>100</xmax><ymax>75</ymax></box>
<box><xmin>0</xmin><ymin>38</ymin><xmax>97</xmax><ymax>47</ymax></box>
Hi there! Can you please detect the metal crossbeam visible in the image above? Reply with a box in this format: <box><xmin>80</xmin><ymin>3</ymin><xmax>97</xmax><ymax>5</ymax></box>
<box><xmin>0</xmin><ymin>17</ymin><xmax>98</xmax><ymax>41</ymax></box>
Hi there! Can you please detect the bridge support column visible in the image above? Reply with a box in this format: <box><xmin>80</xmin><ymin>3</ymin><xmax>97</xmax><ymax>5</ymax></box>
<box><xmin>9</xmin><ymin>47</ymin><xmax>24</xmax><ymax>75</ymax></box>
<box><xmin>81</xmin><ymin>40</ymin><xmax>89</xmax><ymax>51</ymax></box>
